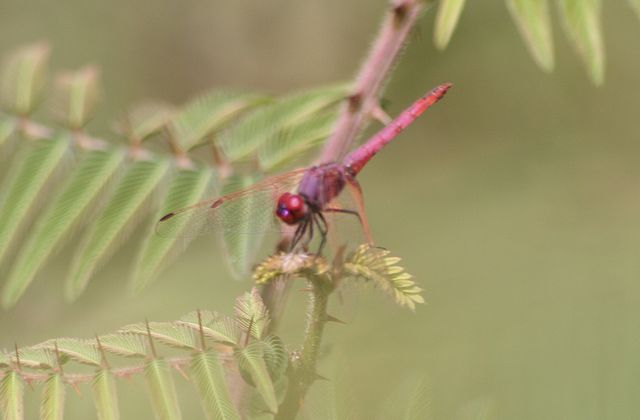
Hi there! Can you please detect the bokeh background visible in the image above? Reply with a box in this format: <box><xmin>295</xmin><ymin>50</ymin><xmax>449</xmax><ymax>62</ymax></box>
<box><xmin>1</xmin><ymin>1</ymin><xmax>640</xmax><ymax>419</ymax></box>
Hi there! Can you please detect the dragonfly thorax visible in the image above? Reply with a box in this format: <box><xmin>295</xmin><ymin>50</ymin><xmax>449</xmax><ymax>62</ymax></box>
<box><xmin>275</xmin><ymin>192</ymin><xmax>308</xmax><ymax>225</ymax></box>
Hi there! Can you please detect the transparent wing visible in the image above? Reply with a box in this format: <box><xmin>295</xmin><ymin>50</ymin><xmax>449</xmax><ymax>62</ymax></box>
<box><xmin>155</xmin><ymin>168</ymin><xmax>307</xmax><ymax>239</ymax></box>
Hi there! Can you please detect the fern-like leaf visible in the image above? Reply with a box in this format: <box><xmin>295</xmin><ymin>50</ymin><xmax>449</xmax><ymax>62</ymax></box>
<box><xmin>235</xmin><ymin>342</ymin><xmax>278</xmax><ymax>414</ymax></box>
<box><xmin>98</xmin><ymin>334</ymin><xmax>147</xmax><ymax>358</ymax></box>
<box><xmin>92</xmin><ymin>369</ymin><xmax>120</xmax><ymax>420</ymax></box>
<box><xmin>0</xmin><ymin>370</ymin><xmax>23</xmax><ymax>420</ymax></box>
<box><xmin>4</xmin><ymin>148</ymin><xmax>124</xmax><ymax>306</ymax></box>
<box><xmin>630</xmin><ymin>0</ymin><xmax>640</xmax><ymax>20</ymax></box>
<box><xmin>53</xmin><ymin>66</ymin><xmax>100</xmax><ymax>129</ymax></box>
<box><xmin>0</xmin><ymin>116</ymin><xmax>15</xmax><ymax>147</ymax></box>
<box><xmin>0</xmin><ymin>42</ymin><xmax>50</xmax><ymax>115</ymax></box>
<box><xmin>131</xmin><ymin>167</ymin><xmax>213</xmax><ymax>293</ymax></box>
<box><xmin>170</xmin><ymin>90</ymin><xmax>269</xmax><ymax>151</ymax></box>
<box><xmin>177</xmin><ymin>311</ymin><xmax>240</xmax><ymax>347</ymax></box>
<box><xmin>66</xmin><ymin>158</ymin><xmax>170</xmax><ymax>300</ymax></box>
<box><xmin>119</xmin><ymin>322</ymin><xmax>199</xmax><ymax>351</ymax></box>
<box><xmin>558</xmin><ymin>0</ymin><xmax>605</xmax><ymax>85</ymax></box>
<box><xmin>344</xmin><ymin>245</ymin><xmax>424</xmax><ymax>311</ymax></box>
<box><xmin>219</xmin><ymin>84</ymin><xmax>347</xmax><ymax>162</ymax></box>
<box><xmin>258</xmin><ymin>111</ymin><xmax>337</xmax><ymax>171</ymax></box>
<box><xmin>189</xmin><ymin>350</ymin><xmax>240</xmax><ymax>420</ymax></box>
<box><xmin>14</xmin><ymin>347</ymin><xmax>57</xmax><ymax>370</ymax></box>
<box><xmin>40</xmin><ymin>373</ymin><xmax>65</xmax><ymax>420</ymax></box>
<box><xmin>36</xmin><ymin>338</ymin><xmax>102</xmax><ymax>366</ymax></box>
<box><xmin>217</xmin><ymin>174</ymin><xmax>267</xmax><ymax>277</ymax></box>
<box><xmin>434</xmin><ymin>0</ymin><xmax>466</xmax><ymax>49</ymax></box>
<box><xmin>234</xmin><ymin>288</ymin><xmax>269</xmax><ymax>340</ymax></box>
<box><xmin>144</xmin><ymin>359</ymin><xmax>182</xmax><ymax>420</ymax></box>
<box><xmin>506</xmin><ymin>0</ymin><xmax>554</xmax><ymax>72</ymax></box>
<box><xmin>261</xmin><ymin>336</ymin><xmax>287</xmax><ymax>381</ymax></box>
<box><xmin>0</xmin><ymin>137</ymin><xmax>69</xmax><ymax>301</ymax></box>
<box><xmin>122</xmin><ymin>102</ymin><xmax>174</xmax><ymax>143</ymax></box>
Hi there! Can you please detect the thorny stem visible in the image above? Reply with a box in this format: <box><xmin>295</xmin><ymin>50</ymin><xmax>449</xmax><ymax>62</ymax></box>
<box><xmin>318</xmin><ymin>0</ymin><xmax>425</xmax><ymax>163</ymax></box>
<box><xmin>275</xmin><ymin>278</ymin><xmax>332</xmax><ymax>420</ymax></box>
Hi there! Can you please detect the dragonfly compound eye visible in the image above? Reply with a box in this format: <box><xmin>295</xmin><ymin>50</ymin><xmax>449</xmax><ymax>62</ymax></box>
<box><xmin>275</xmin><ymin>193</ymin><xmax>306</xmax><ymax>225</ymax></box>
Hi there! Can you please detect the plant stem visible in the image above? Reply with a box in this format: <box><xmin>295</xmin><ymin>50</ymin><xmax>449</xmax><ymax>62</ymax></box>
<box><xmin>318</xmin><ymin>0</ymin><xmax>425</xmax><ymax>163</ymax></box>
<box><xmin>275</xmin><ymin>279</ymin><xmax>331</xmax><ymax>420</ymax></box>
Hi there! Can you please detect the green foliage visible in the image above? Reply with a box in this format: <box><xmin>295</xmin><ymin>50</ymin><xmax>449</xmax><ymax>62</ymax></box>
<box><xmin>344</xmin><ymin>245</ymin><xmax>424</xmax><ymax>311</ymax></box>
<box><xmin>558</xmin><ymin>0</ymin><xmax>604</xmax><ymax>85</ymax></box>
<box><xmin>0</xmin><ymin>136</ymin><xmax>70</xmax><ymax>297</ymax></box>
<box><xmin>66</xmin><ymin>158</ymin><xmax>170</xmax><ymax>301</ymax></box>
<box><xmin>235</xmin><ymin>343</ymin><xmax>278</xmax><ymax>413</ymax></box>
<box><xmin>4</xmin><ymin>148</ymin><xmax>125</xmax><ymax>307</ymax></box>
<box><xmin>53</xmin><ymin>66</ymin><xmax>100</xmax><ymax>129</ymax></box>
<box><xmin>506</xmin><ymin>0</ymin><xmax>554</xmax><ymax>72</ymax></box>
<box><xmin>434</xmin><ymin>0</ymin><xmax>609</xmax><ymax>83</ymax></box>
<box><xmin>189</xmin><ymin>350</ymin><xmax>240</xmax><ymax>420</ymax></box>
<box><xmin>434</xmin><ymin>0</ymin><xmax>467</xmax><ymax>50</ymax></box>
<box><xmin>40</xmin><ymin>374</ymin><xmax>65</xmax><ymax>420</ymax></box>
<box><xmin>131</xmin><ymin>166</ymin><xmax>213</xmax><ymax>293</ymax></box>
<box><xmin>92</xmin><ymin>369</ymin><xmax>120</xmax><ymax>420</ymax></box>
<box><xmin>144</xmin><ymin>359</ymin><xmax>182</xmax><ymax>420</ymax></box>
<box><xmin>0</xmin><ymin>371</ymin><xmax>23</xmax><ymax>420</ymax></box>
<box><xmin>0</xmin><ymin>42</ymin><xmax>49</xmax><ymax>115</ymax></box>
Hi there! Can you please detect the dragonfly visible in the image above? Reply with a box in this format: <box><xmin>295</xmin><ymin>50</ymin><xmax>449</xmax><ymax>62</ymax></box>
<box><xmin>157</xmin><ymin>83</ymin><xmax>452</xmax><ymax>255</ymax></box>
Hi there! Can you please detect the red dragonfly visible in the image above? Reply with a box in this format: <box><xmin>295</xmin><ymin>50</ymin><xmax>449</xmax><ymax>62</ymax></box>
<box><xmin>157</xmin><ymin>83</ymin><xmax>451</xmax><ymax>254</ymax></box>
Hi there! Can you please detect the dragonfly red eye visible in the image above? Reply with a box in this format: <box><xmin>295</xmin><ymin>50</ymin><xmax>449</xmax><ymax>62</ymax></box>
<box><xmin>276</xmin><ymin>193</ymin><xmax>306</xmax><ymax>225</ymax></box>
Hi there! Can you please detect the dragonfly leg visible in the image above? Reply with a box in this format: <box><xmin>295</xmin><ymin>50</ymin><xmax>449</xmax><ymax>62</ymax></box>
<box><xmin>290</xmin><ymin>218</ymin><xmax>309</xmax><ymax>252</ymax></box>
<box><xmin>314</xmin><ymin>212</ymin><xmax>328</xmax><ymax>255</ymax></box>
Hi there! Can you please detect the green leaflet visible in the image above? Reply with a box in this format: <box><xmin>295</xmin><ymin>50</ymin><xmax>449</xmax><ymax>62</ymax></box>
<box><xmin>92</xmin><ymin>369</ymin><xmax>120</xmax><ymax>420</ymax></box>
<box><xmin>98</xmin><ymin>334</ymin><xmax>147</xmax><ymax>358</ymax></box>
<box><xmin>15</xmin><ymin>347</ymin><xmax>57</xmax><ymax>369</ymax></box>
<box><xmin>506</xmin><ymin>0</ymin><xmax>554</xmax><ymax>72</ymax></box>
<box><xmin>54</xmin><ymin>66</ymin><xmax>100</xmax><ymax>129</ymax></box>
<box><xmin>433</xmin><ymin>0</ymin><xmax>466</xmax><ymax>49</ymax></box>
<box><xmin>0</xmin><ymin>116</ymin><xmax>15</xmax><ymax>147</ymax></box>
<box><xmin>0</xmin><ymin>371</ymin><xmax>23</xmax><ymax>420</ymax></box>
<box><xmin>219</xmin><ymin>84</ymin><xmax>347</xmax><ymax>162</ymax></box>
<box><xmin>144</xmin><ymin>359</ymin><xmax>182</xmax><ymax>420</ymax></box>
<box><xmin>40</xmin><ymin>374</ymin><xmax>65</xmax><ymax>420</ymax></box>
<box><xmin>170</xmin><ymin>90</ymin><xmax>269</xmax><ymax>151</ymax></box>
<box><xmin>258</xmin><ymin>111</ymin><xmax>337</xmax><ymax>171</ymax></box>
<box><xmin>131</xmin><ymin>167</ymin><xmax>213</xmax><ymax>294</ymax></box>
<box><xmin>630</xmin><ymin>0</ymin><xmax>640</xmax><ymax>21</ymax></box>
<box><xmin>189</xmin><ymin>350</ymin><xmax>240</xmax><ymax>420</ymax></box>
<box><xmin>37</xmin><ymin>338</ymin><xmax>101</xmax><ymax>366</ymax></box>
<box><xmin>124</xmin><ymin>102</ymin><xmax>174</xmax><ymax>142</ymax></box>
<box><xmin>0</xmin><ymin>43</ymin><xmax>50</xmax><ymax>115</ymax></box>
<box><xmin>218</xmin><ymin>174</ymin><xmax>267</xmax><ymax>278</ymax></box>
<box><xmin>234</xmin><ymin>289</ymin><xmax>270</xmax><ymax>340</ymax></box>
<box><xmin>261</xmin><ymin>336</ymin><xmax>287</xmax><ymax>381</ymax></box>
<box><xmin>66</xmin><ymin>158</ymin><xmax>170</xmax><ymax>301</ymax></box>
<box><xmin>344</xmin><ymin>245</ymin><xmax>423</xmax><ymax>311</ymax></box>
<box><xmin>119</xmin><ymin>322</ymin><xmax>199</xmax><ymax>350</ymax></box>
<box><xmin>235</xmin><ymin>343</ymin><xmax>278</xmax><ymax>414</ymax></box>
<box><xmin>0</xmin><ymin>136</ymin><xmax>69</xmax><ymax>282</ymax></box>
<box><xmin>558</xmin><ymin>0</ymin><xmax>605</xmax><ymax>85</ymax></box>
<box><xmin>3</xmin><ymin>148</ymin><xmax>124</xmax><ymax>308</ymax></box>
<box><xmin>177</xmin><ymin>311</ymin><xmax>240</xmax><ymax>346</ymax></box>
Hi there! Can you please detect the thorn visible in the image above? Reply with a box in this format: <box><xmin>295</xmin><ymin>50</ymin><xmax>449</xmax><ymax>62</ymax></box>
<box><xmin>145</xmin><ymin>318</ymin><xmax>158</xmax><ymax>359</ymax></box>
<box><xmin>173</xmin><ymin>364</ymin><xmax>190</xmax><ymax>381</ymax></box>
<box><xmin>54</xmin><ymin>341</ymin><xmax>64</xmax><ymax>374</ymax></box>
<box><xmin>371</xmin><ymin>105</ymin><xmax>392</xmax><ymax>125</ymax></box>
<box><xmin>392</xmin><ymin>1</ymin><xmax>410</xmax><ymax>24</ymax></box>
<box><xmin>69</xmin><ymin>381</ymin><xmax>83</xmax><ymax>397</ymax></box>
<box><xmin>13</xmin><ymin>343</ymin><xmax>21</xmax><ymax>371</ymax></box>
<box><xmin>313</xmin><ymin>372</ymin><xmax>330</xmax><ymax>381</ymax></box>
<box><xmin>24</xmin><ymin>377</ymin><xmax>35</xmax><ymax>391</ymax></box>
<box><xmin>197</xmin><ymin>309</ymin><xmax>207</xmax><ymax>352</ymax></box>
<box><xmin>326</xmin><ymin>314</ymin><xmax>347</xmax><ymax>325</ymax></box>
<box><xmin>95</xmin><ymin>335</ymin><xmax>110</xmax><ymax>370</ymax></box>
<box><xmin>347</xmin><ymin>92</ymin><xmax>363</xmax><ymax>113</ymax></box>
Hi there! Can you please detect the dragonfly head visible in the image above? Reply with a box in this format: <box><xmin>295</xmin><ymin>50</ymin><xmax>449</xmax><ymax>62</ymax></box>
<box><xmin>276</xmin><ymin>192</ymin><xmax>307</xmax><ymax>225</ymax></box>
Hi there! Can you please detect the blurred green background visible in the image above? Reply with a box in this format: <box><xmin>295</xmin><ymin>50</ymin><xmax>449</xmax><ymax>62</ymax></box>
<box><xmin>1</xmin><ymin>1</ymin><xmax>640</xmax><ymax>419</ymax></box>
